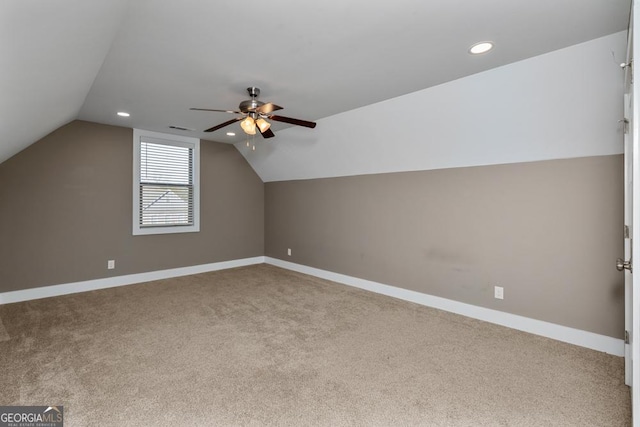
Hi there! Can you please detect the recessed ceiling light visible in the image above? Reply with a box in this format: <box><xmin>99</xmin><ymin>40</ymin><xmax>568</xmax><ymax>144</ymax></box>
<box><xmin>117</xmin><ymin>111</ymin><xmax>130</xmax><ymax>117</ymax></box>
<box><xmin>469</xmin><ymin>42</ymin><xmax>494</xmax><ymax>55</ymax></box>
<box><xmin>226</xmin><ymin>132</ymin><xmax>236</xmax><ymax>136</ymax></box>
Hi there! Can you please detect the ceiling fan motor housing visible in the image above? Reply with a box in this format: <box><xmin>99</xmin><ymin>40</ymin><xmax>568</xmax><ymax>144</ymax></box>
<box><xmin>239</xmin><ymin>87</ymin><xmax>264</xmax><ymax>113</ymax></box>
<box><xmin>239</xmin><ymin>99</ymin><xmax>264</xmax><ymax>113</ymax></box>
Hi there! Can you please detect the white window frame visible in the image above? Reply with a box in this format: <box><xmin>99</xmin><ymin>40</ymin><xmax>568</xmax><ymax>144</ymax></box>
<box><xmin>133</xmin><ymin>128</ymin><xmax>200</xmax><ymax>235</ymax></box>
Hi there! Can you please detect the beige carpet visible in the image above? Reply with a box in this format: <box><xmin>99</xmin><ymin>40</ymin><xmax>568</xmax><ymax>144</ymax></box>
<box><xmin>0</xmin><ymin>264</ymin><xmax>630</xmax><ymax>426</ymax></box>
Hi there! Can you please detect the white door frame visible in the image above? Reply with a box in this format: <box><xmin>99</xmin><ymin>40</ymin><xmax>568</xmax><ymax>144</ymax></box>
<box><xmin>629</xmin><ymin>2</ymin><xmax>640</xmax><ymax>424</ymax></box>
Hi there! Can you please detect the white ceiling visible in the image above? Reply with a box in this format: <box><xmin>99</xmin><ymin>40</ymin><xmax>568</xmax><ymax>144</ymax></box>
<box><xmin>1</xmin><ymin>0</ymin><xmax>631</xmax><ymax>164</ymax></box>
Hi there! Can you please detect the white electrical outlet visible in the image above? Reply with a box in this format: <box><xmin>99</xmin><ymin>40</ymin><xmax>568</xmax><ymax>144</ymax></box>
<box><xmin>287</xmin><ymin>248</ymin><xmax>292</xmax><ymax>256</ymax></box>
<box><xmin>494</xmin><ymin>286</ymin><xmax>504</xmax><ymax>300</ymax></box>
<box><xmin>107</xmin><ymin>260</ymin><xmax>115</xmax><ymax>270</ymax></box>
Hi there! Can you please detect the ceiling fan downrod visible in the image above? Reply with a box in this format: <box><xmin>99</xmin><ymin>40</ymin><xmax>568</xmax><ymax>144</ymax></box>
<box><xmin>247</xmin><ymin>87</ymin><xmax>260</xmax><ymax>98</ymax></box>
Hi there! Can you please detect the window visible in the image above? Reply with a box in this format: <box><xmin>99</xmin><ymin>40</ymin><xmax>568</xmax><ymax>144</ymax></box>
<box><xmin>133</xmin><ymin>129</ymin><xmax>200</xmax><ymax>235</ymax></box>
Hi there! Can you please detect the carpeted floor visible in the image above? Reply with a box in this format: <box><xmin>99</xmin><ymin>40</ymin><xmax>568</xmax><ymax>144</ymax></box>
<box><xmin>0</xmin><ymin>264</ymin><xmax>631</xmax><ymax>426</ymax></box>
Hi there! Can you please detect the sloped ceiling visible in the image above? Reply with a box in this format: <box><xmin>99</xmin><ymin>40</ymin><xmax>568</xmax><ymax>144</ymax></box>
<box><xmin>1</xmin><ymin>0</ymin><xmax>631</xmax><ymax>165</ymax></box>
<box><xmin>245</xmin><ymin>32</ymin><xmax>627</xmax><ymax>182</ymax></box>
<box><xmin>1</xmin><ymin>0</ymin><xmax>130</xmax><ymax>162</ymax></box>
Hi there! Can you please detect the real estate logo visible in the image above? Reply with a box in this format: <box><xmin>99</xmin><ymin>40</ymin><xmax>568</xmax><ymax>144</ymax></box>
<box><xmin>0</xmin><ymin>406</ymin><xmax>63</xmax><ymax>427</ymax></box>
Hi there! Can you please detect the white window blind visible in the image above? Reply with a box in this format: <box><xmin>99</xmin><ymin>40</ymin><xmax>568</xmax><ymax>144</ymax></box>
<box><xmin>139</xmin><ymin>141</ymin><xmax>193</xmax><ymax>227</ymax></box>
<box><xmin>133</xmin><ymin>129</ymin><xmax>200</xmax><ymax>235</ymax></box>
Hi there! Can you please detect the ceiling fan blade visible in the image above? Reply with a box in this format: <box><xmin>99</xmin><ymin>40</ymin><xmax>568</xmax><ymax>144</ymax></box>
<box><xmin>259</xmin><ymin>127</ymin><xmax>275</xmax><ymax>139</ymax></box>
<box><xmin>204</xmin><ymin>118</ymin><xmax>242</xmax><ymax>133</ymax></box>
<box><xmin>191</xmin><ymin>108</ymin><xmax>242</xmax><ymax>114</ymax></box>
<box><xmin>255</xmin><ymin>103</ymin><xmax>283</xmax><ymax>114</ymax></box>
<box><xmin>269</xmin><ymin>115</ymin><xmax>317</xmax><ymax>128</ymax></box>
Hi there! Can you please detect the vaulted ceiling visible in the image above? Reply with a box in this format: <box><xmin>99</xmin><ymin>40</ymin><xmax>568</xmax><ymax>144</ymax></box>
<box><xmin>1</xmin><ymin>1</ymin><xmax>631</xmax><ymax>166</ymax></box>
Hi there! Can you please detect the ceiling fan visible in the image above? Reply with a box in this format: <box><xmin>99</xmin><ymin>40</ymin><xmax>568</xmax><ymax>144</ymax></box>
<box><xmin>190</xmin><ymin>87</ymin><xmax>316</xmax><ymax>139</ymax></box>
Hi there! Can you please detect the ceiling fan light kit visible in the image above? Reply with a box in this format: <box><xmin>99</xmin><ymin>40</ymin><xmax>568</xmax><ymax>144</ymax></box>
<box><xmin>240</xmin><ymin>116</ymin><xmax>256</xmax><ymax>135</ymax></box>
<box><xmin>256</xmin><ymin>118</ymin><xmax>270</xmax><ymax>132</ymax></box>
<box><xmin>190</xmin><ymin>87</ymin><xmax>316</xmax><ymax>140</ymax></box>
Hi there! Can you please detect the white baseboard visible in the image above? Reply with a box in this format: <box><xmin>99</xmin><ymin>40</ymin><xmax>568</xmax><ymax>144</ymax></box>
<box><xmin>265</xmin><ymin>257</ymin><xmax>625</xmax><ymax>357</ymax></box>
<box><xmin>0</xmin><ymin>256</ymin><xmax>265</xmax><ymax>305</ymax></box>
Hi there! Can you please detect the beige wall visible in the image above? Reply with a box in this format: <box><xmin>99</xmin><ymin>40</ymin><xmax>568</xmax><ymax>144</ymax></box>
<box><xmin>265</xmin><ymin>155</ymin><xmax>624</xmax><ymax>338</ymax></box>
<box><xmin>0</xmin><ymin>120</ymin><xmax>264</xmax><ymax>292</ymax></box>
